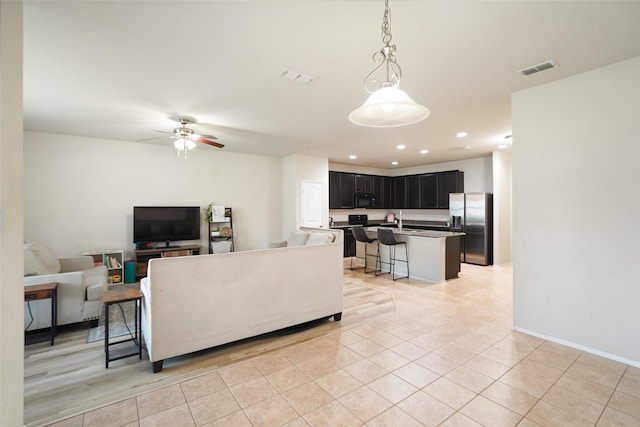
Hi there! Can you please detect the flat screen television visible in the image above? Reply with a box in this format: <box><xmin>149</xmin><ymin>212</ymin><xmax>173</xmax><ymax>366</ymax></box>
<box><xmin>133</xmin><ymin>206</ymin><xmax>200</xmax><ymax>247</ymax></box>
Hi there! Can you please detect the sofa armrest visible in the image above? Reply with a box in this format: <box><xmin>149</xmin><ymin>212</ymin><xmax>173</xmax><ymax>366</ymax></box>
<box><xmin>23</xmin><ymin>266</ymin><xmax>108</xmax><ymax>301</ymax></box>
<box><xmin>269</xmin><ymin>241</ymin><xmax>287</xmax><ymax>248</ymax></box>
<box><xmin>83</xmin><ymin>265</ymin><xmax>108</xmax><ymax>287</ymax></box>
<box><xmin>24</xmin><ymin>271</ymin><xmax>83</xmax><ymax>288</ymax></box>
<box><xmin>59</xmin><ymin>256</ymin><xmax>94</xmax><ymax>273</ymax></box>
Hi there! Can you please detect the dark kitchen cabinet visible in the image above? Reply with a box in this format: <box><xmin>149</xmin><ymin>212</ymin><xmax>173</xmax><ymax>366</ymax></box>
<box><xmin>343</xmin><ymin>228</ymin><xmax>356</xmax><ymax>257</ymax></box>
<box><xmin>329</xmin><ymin>171</ymin><xmax>340</xmax><ymax>209</ymax></box>
<box><xmin>329</xmin><ymin>171</ymin><xmax>355</xmax><ymax>209</ymax></box>
<box><xmin>394</xmin><ymin>177</ymin><xmax>407</xmax><ymax>208</ymax></box>
<box><xmin>339</xmin><ymin>173</ymin><xmax>355</xmax><ymax>208</ymax></box>
<box><xmin>383</xmin><ymin>176</ymin><xmax>393</xmax><ymax>209</ymax></box>
<box><xmin>406</xmin><ymin>175</ymin><xmax>421</xmax><ymax>209</ymax></box>
<box><xmin>437</xmin><ymin>171</ymin><xmax>464</xmax><ymax>209</ymax></box>
<box><xmin>420</xmin><ymin>173</ymin><xmax>438</xmax><ymax>209</ymax></box>
<box><xmin>329</xmin><ymin>169</ymin><xmax>463</xmax><ymax>210</ymax></box>
<box><xmin>372</xmin><ymin>175</ymin><xmax>384</xmax><ymax>208</ymax></box>
<box><xmin>354</xmin><ymin>174</ymin><xmax>373</xmax><ymax>193</ymax></box>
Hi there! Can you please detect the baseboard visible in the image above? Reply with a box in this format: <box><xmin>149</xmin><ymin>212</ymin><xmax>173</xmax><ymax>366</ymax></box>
<box><xmin>512</xmin><ymin>326</ymin><xmax>640</xmax><ymax>369</ymax></box>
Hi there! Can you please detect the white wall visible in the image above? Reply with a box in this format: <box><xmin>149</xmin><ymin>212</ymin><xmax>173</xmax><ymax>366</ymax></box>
<box><xmin>282</xmin><ymin>154</ymin><xmax>329</xmax><ymax>238</ymax></box>
<box><xmin>24</xmin><ymin>132</ymin><xmax>284</xmax><ymax>258</ymax></box>
<box><xmin>492</xmin><ymin>151</ymin><xmax>512</xmax><ymax>265</ymax></box>
<box><xmin>0</xmin><ymin>2</ymin><xmax>25</xmax><ymax>425</ymax></box>
<box><xmin>512</xmin><ymin>57</ymin><xmax>640</xmax><ymax>364</ymax></box>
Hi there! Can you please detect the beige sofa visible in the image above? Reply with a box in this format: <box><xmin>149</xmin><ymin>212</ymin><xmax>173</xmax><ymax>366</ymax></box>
<box><xmin>24</xmin><ymin>242</ymin><xmax>108</xmax><ymax>330</ymax></box>
<box><xmin>140</xmin><ymin>227</ymin><xmax>343</xmax><ymax>373</ymax></box>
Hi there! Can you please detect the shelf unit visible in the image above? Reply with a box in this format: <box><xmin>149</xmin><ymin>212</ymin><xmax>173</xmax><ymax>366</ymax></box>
<box><xmin>133</xmin><ymin>245</ymin><xmax>201</xmax><ymax>281</ymax></box>
<box><xmin>209</xmin><ymin>207</ymin><xmax>234</xmax><ymax>254</ymax></box>
<box><xmin>83</xmin><ymin>249</ymin><xmax>124</xmax><ymax>285</ymax></box>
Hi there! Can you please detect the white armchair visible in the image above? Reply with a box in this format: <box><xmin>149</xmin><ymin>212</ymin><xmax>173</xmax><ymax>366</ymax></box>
<box><xmin>24</xmin><ymin>242</ymin><xmax>108</xmax><ymax>330</ymax></box>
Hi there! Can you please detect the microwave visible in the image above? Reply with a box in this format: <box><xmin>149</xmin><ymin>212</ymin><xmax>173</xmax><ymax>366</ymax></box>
<box><xmin>354</xmin><ymin>192</ymin><xmax>376</xmax><ymax>208</ymax></box>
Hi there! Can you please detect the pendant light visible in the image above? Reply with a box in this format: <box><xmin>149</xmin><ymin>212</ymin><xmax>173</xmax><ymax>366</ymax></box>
<box><xmin>349</xmin><ymin>0</ymin><xmax>430</xmax><ymax>127</ymax></box>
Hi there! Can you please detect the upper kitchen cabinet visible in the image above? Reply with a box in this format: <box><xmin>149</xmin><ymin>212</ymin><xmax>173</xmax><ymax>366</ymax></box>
<box><xmin>437</xmin><ymin>171</ymin><xmax>464</xmax><ymax>209</ymax></box>
<box><xmin>394</xmin><ymin>176</ymin><xmax>407</xmax><ymax>208</ymax></box>
<box><xmin>420</xmin><ymin>173</ymin><xmax>438</xmax><ymax>209</ymax></box>
<box><xmin>354</xmin><ymin>174</ymin><xmax>373</xmax><ymax>193</ymax></box>
<box><xmin>383</xmin><ymin>176</ymin><xmax>393</xmax><ymax>209</ymax></box>
<box><xmin>329</xmin><ymin>169</ymin><xmax>463</xmax><ymax>210</ymax></box>
<box><xmin>372</xmin><ymin>175</ymin><xmax>384</xmax><ymax>208</ymax></box>
<box><xmin>406</xmin><ymin>175</ymin><xmax>421</xmax><ymax>209</ymax></box>
<box><xmin>329</xmin><ymin>171</ymin><xmax>355</xmax><ymax>209</ymax></box>
<box><xmin>329</xmin><ymin>171</ymin><xmax>340</xmax><ymax>209</ymax></box>
<box><xmin>339</xmin><ymin>172</ymin><xmax>355</xmax><ymax>208</ymax></box>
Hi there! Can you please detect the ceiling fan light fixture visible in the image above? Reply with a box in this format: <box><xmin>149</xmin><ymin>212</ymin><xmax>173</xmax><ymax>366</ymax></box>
<box><xmin>174</xmin><ymin>138</ymin><xmax>186</xmax><ymax>151</ymax></box>
<box><xmin>349</xmin><ymin>0</ymin><xmax>429</xmax><ymax>128</ymax></box>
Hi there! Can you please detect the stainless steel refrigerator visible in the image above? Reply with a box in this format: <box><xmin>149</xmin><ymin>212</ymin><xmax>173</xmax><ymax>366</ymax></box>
<box><xmin>449</xmin><ymin>193</ymin><xmax>493</xmax><ymax>265</ymax></box>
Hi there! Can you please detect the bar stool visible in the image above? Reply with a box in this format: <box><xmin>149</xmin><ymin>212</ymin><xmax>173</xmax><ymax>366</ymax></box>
<box><xmin>375</xmin><ymin>228</ymin><xmax>409</xmax><ymax>280</ymax></box>
<box><xmin>351</xmin><ymin>226</ymin><xmax>378</xmax><ymax>274</ymax></box>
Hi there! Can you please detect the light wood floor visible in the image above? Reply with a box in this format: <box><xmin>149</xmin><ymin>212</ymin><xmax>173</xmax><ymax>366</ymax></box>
<box><xmin>25</xmin><ymin>262</ymin><xmax>640</xmax><ymax>427</ymax></box>
<box><xmin>24</xmin><ymin>274</ymin><xmax>395</xmax><ymax>426</ymax></box>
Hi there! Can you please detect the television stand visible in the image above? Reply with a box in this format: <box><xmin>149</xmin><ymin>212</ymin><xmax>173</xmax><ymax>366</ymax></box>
<box><xmin>134</xmin><ymin>244</ymin><xmax>201</xmax><ymax>281</ymax></box>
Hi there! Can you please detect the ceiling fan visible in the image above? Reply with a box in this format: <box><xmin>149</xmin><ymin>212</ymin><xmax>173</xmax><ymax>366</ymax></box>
<box><xmin>140</xmin><ymin>116</ymin><xmax>224</xmax><ymax>158</ymax></box>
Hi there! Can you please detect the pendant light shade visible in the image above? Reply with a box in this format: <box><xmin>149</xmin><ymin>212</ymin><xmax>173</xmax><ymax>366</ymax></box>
<box><xmin>349</xmin><ymin>86</ymin><xmax>430</xmax><ymax>127</ymax></box>
<box><xmin>349</xmin><ymin>0</ymin><xmax>429</xmax><ymax>128</ymax></box>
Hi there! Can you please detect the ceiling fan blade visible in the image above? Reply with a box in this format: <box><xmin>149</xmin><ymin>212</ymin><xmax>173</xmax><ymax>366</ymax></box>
<box><xmin>152</xmin><ymin>129</ymin><xmax>173</xmax><ymax>134</ymax></box>
<box><xmin>195</xmin><ymin>136</ymin><xmax>224</xmax><ymax>148</ymax></box>
<box><xmin>138</xmin><ymin>135</ymin><xmax>175</xmax><ymax>142</ymax></box>
<box><xmin>197</xmin><ymin>133</ymin><xmax>218</xmax><ymax>140</ymax></box>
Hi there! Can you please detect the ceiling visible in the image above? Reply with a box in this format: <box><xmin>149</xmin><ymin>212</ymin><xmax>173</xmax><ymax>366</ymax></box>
<box><xmin>23</xmin><ymin>1</ymin><xmax>640</xmax><ymax>169</ymax></box>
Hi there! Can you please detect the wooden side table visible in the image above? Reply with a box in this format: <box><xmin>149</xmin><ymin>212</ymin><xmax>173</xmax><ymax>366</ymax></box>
<box><xmin>103</xmin><ymin>287</ymin><xmax>142</xmax><ymax>368</ymax></box>
<box><xmin>24</xmin><ymin>282</ymin><xmax>58</xmax><ymax>346</ymax></box>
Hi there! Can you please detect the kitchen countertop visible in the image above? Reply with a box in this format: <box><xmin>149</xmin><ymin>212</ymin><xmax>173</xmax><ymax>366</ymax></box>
<box><xmin>364</xmin><ymin>226</ymin><xmax>464</xmax><ymax>238</ymax></box>
<box><xmin>331</xmin><ymin>220</ymin><xmax>450</xmax><ymax>229</ymax></box>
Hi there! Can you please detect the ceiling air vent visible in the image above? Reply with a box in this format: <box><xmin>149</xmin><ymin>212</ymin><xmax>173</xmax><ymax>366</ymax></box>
<box><xmin>517</xmin><ymin>60</ymin><xmax>559</xmax><ymax>77</ymax></box>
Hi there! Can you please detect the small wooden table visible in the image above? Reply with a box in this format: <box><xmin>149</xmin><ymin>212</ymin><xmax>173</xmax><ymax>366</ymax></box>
<box><xmin>24</xmin><ymin>282</ymin><xmax>58</xmax><ymax>346</ymax></box>
<box><xmin>103</xmin><ymin>287</ymin><xmax>142</xmax><ymax>368</ymax></box>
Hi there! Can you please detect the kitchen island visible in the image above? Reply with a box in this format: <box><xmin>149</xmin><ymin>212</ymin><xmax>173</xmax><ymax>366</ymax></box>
<box><xmin>358</xmin><ymin>227</ymin><xmax>464</xmax><ymax>283</ymax></box>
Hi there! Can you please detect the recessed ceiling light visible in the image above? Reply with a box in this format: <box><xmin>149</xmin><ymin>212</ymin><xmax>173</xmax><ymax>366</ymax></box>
<box><xmin>396</xmin><ymin>144</ymin><xmax>405</xmax><ymax>150</ymax></box>
<box><xmin>459</xmin><ymin>146</ymin><xmax>472</xmax><ymax>150</ymax></box>
<box><xmin>456</xmin><ymin>132</ymin><xmax>467</xmax><ymax>138</ymax></box>
<box><xmin>391</xmin><ymin>161</ymin><xmax>398</xmax><ymax>165</ymax></box>
<box><xmin>498</xmin><ymin>144</ymin><xmax>508</xmax><ymax>149</ymax></box>
<box><xmin>420</xmin><ymin>149</ymin><xmax>429</xmax><ymax>154</ymax></box>
<box><xmin>349</xmin><ymin>155</ymin><xmax>357</xmax><ymax>159</ymax></box>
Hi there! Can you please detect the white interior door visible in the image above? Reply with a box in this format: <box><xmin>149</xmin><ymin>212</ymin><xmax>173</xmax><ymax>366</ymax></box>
<box><xmin>301</xmin><ymin>181</ymin><xmax>323</xmax><ymax>228</ymax></box>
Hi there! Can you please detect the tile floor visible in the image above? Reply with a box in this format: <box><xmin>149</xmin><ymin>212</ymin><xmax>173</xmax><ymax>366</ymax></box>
<box><xmin>47</xmin><ymin>263</ymin><xmax>640</xmax><ymax>426</ymax></box>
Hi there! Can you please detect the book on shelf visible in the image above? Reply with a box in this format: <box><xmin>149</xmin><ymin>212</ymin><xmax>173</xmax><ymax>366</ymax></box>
<box><xmin>106</xmin><ymin>256</ymin><xmax>122</xmax><ymax>268</ymax></box>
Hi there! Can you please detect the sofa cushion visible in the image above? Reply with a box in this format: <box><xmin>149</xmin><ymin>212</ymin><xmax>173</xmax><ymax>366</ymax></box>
<box><xmin>287</xmin><ymin>230</ymin><xmax>309</xmax><ymax>247</ymax></box>
<box><xmin>305</xmin><ymin>232</ymin><xmax>336</xmax><ymax>246</ymax></box>
<box><xmin>24</xmin><ymin>242</ymin><xmax>61</xmax><ymax>274</ymax></box>
<box><xmin>24</xmin><ymin>248</ymin><xmax>49</xmax><ymax>276</ymax></box>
